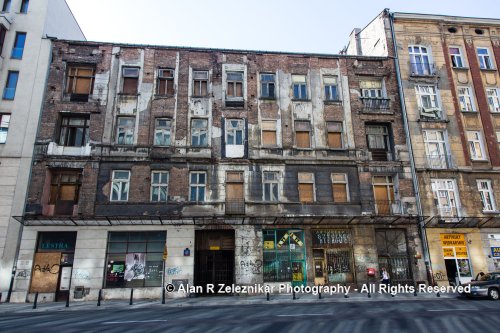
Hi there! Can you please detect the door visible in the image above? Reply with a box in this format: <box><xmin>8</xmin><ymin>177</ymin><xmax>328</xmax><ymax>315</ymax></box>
<box><xmin>373</xmin><ymin>184</ymin><xmax>394</xmax><ymax>215</ymax></box>
<box><xmin>56</xmin><ymin>266</ymin><xmax>72</xmax><ymax>302</ymax></box>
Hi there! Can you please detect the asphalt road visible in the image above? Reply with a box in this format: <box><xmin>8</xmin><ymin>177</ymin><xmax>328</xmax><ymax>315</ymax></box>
<box><xmin>0</xmin><ymin>298</ymin><xmax>499</xmax><ymax>333</ymax></box>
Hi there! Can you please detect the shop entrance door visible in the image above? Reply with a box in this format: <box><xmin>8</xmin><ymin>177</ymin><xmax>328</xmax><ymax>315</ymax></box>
<box><xmin>445</xmin><ymin>259</ymin><xmax>459</xmax><ymax>286</ymax></box>
<box><xmin>56</xmin><ymin>265</ymin><xmax>72</xmax><ymax>301</ymax></box>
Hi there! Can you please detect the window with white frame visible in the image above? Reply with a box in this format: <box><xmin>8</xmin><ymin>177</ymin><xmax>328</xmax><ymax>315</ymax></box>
<box><xmin>151</xmin><ymin>171</ymin><xmax>168</xmax><ymax>202</ymax></box>
<box><xmin>449</xmin><ymin>47</ymin><xmax>465</xmax><ymax>68</ymax></box>
<box><xmin>260</xmin><ymin>73</ymin><xmax>275</xmax><ymax>98</ymax></box>
<box><xmin>466</xmin><ymin>131</ymin><xmax>487</xmax><ymax>160</ymax></box>
<box><xmin>226</xmin><ymin>119</ymin><xmax>244</xmax><ymax>145</ymax></box>
<box><xmin>191</xmin><ymin>119</ymin><xmax>208</xmax><ymax>147</ymax></box>
<box><xmin>323</xmin><ymin>76</ymin><xmax>339</xmax><ymax>101</ymax></box>
<box><xmin>431</xmin><ymin>179</ymin><xmax>460</xmax><ymax>217</ymax></box>
<box><xmin>189</xmin><ymin>171</ymin><xmax>206</xmax><ymax>202</ymax></box>
<box><xmin>116</xmin><ymin>117</ymin><xmax>135</xmax><ymax>145</ymax></box>
<box><xmin>154</xmin><ymin>118</ymin><xmax>171</xmax><ymax>146</ymax></box>
<box><xmin>477</xmin><ymin>180</ymin><xmax>496</xmax><ymax>212</ymax></box>
<box><xmin>0</xmin><ymin>114</ymin><xmax>10</xmax><ymax>143</ymax></box>
<box><xmin>360</xmin><ymin>79</ymin><xmax>383</xmax><ymax>98</ymax></box>
<box><xmin>331</xmin><ymin>173</ymin><xmax>349</xmax><ymax>203</ymax></box>
<box><xmin>111</xmin><ymin>170</ymin><xmax>130</xmax><ymax>201</ymax></box>
<box><xmin>477</xmin><ymin>47</ymin><xmax>494</xmax><ymax>70</ymax></box>
<box><xmin>263</xmin><ymin>171</ymin><xmax>279</xmax><ymax>202</ymax></box>
<box><xmin>486</xmin><ymin>88</ymin><xmax>500</xmax><ymax>113</ymax></box>
<box><xmin>298</xmin><ymin>172</ymin><xmax>315</xmax><ymax>203</ymax></box>
<box><xmin>292</xmin><ymin>75</ymin><xmax>307</xmax><ymax>100</ymax></box>
<box><xmin>423</xmin><ymin>130</ymin><xmax>449</xmax><ymax>169</ymax></box>
<box><xmin>458</xmin><ymin>86</ymin><xmax>476</xmax><ymax>112</ymax></box>
<box><xmin>409</xmin><ymin>45</ymin><xmax>433</xmax><ymax>75</ymax></box>
<box><xmin>416</xmin><ymin>85</ymin><xmax>441</xmax><ymax>119</ymax></box>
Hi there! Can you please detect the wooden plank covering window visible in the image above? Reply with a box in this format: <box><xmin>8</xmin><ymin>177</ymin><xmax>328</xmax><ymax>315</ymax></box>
<box><xmin>299</xmin><ymin>183</ymin><xmax>314</xmax><ymax>203</ymax></box>
<box><xmin>333</xmin><ymin>184</ymin><xmax>348</xmax><ymax>202</ymax></box>
<box><xmin>296</xmin><ymin>132</ymin><xmax>310</xmax><ymax>148</ymax></box>
<box><xmin>262</xmin><ymin>120</ymin><xmax>277</xmax><ymax>146</ymax></box>
<box><xmin>328</xmin><ymin>132</ymin><xmax>342</xmax><ymax>148</ymax></box>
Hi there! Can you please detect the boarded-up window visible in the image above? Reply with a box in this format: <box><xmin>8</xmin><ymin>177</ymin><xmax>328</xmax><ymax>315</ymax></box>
<box><xmin>227</xmin><ymin>72</ymin><xmax>243</xmax><ymax>98</ymax></box>
<box><xmin>262</xmin><ymin>120</ymin><xmax>277</xmax><ymax>146</ymax></box>
<box><xmin>295</xmin><ymin>121</ymin><xmax>311</xmax><ymax>148</ymax></box>
<box><xmin>157</xmin><ymin>68</ymin><xmax>174</xmax><ymax>95</ymax></box>
<box><xmin>327</xmin><ymin>122</ymin><xmax>343</xmax><ymax>149</ymax></box>
<box><xmin>193</xmin><ymin>70</ymin><xmax>208</xmax><ymax>96</ymax></box>
<box><xmin>122</xmin><ymin>67</ymin><xmax>139</xmax><ymax>94</ymax></box>
<box><xmin>298</xmin><ymin>172</ymin><xmax>314</xmax><ymax>203</ymax></box>
<box><xmin>66</xmin><ymin>66</ymin><xmax>95</xmax><ymax>95</ymax></box>
<box><xmin>332</xmin><ymin>173</ymin><xmax>349</xmax><ymax>203</ymax></box>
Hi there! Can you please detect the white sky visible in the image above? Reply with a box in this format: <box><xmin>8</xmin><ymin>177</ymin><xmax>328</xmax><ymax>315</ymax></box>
<box><xmin>66</xmin><ymin>0</ymin><xmax>500</xmax><ymax>54</ymax></box>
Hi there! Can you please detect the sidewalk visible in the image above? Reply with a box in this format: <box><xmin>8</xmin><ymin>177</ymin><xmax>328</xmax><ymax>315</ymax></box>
<box><xmin>0</xmin><ymin>291</ymin><xmax>457</xmax><ymax>313</ymax></box>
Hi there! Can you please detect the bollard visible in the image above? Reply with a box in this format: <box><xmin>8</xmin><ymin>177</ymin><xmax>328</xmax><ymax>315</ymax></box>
<box><xmin>437</xmin><ymin>292</ymin><xmax>440</xmax><ymax>297</ymax></box>
<box><xmin>266</xmin><ymin>292</ymin><xmax>270</xmax><ymax>301</ymax></box>
<box><xmin>293</xmin><ymin>291</ymin><xmax>296</xmax><ymax>300</ymax></box>
<box><xmin>65</xmin><ymin>293</ymin><xmax>70</xmax><ymax>307</ymax></box>
<box><xmin>129</xmin><ymin>288</ymin><xmax>134</xmax><ymax>305</ymax></box>
<box><xmin>368</xmin><ymin>292</ymin><xmax>371</xmax><ymax>298</ymax></box>
<box><xmin>344</xmin><ymin>293</ymin><xmax>349</xmax><ymax>298</ymax></box>
<box><xmin>391</xmin><ymin>293</ymin><xmax>395</xmax><ymax>297</ymax></box>
<box><xmin>162</xmin><ymin>287</ymin><xmax>165</xmax><ymax>304</ymax></box>
<box><xmin>414</xmin><ymin>284</ymin><xmax>418</xmax><ymax>296</ymax></box>
<box><xmin>0</xmin><ymin>292</ymin><xmax>2</xmax><ymax>303</ymax></box>
<box><xmin>32</xmin><ymin>292</ymin><xmax>39</xmax><ymax>309</ymax></box>
<box><xmin>319</xmin><ymin>292</ymin><xmax>322</xmax><ymax>300</ymax></box>
<box><xmin>97</xmin><ymin>289</ymin><xmax>102</xmax><ymax>307</ymax></box>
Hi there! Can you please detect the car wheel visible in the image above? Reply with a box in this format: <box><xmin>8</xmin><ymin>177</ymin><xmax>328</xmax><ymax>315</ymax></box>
<box><xmin>488</xmin><ymin>288</ymin><xmax>499</xmax><ymax>300</ymax></box>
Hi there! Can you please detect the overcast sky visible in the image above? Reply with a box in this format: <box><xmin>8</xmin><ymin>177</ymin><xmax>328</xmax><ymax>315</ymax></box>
<box><xmin>66</xmin><ymin>0</ymin><xmax>500</xmax><ymax>54</ymax></box>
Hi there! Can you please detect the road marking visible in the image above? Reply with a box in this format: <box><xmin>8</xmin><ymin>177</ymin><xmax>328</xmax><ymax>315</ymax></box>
<box><xmin>427</xmin><ymin>309</ymin><xmax>475</xmax><ymax>312</ymax></box>
<box><xmin>276</xmin><ymin>314</ymin><xmax>326</xmax><ymax>317</ymax></box>
<box><xmin>102</xmin><ymin>320</ymin><xmax>168</xmax><ymax>324</ymax></box>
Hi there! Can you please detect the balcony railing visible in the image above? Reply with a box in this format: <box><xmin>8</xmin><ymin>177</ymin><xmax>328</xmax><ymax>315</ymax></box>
<box><xmin>374</xmin><ymin>200</ymin><xmax>402</xmax><ymax>215</ymax></box>
<box><xmin>370</xmin><ymin>149</ymin><xmax>393</xmax><ymax>162</ymax></box>
<box><xmin>437</xmin><ymin>206</ymin><xmax>459</xmax><ymax>218</ymax></box>
<box><xmin>225</xmin><ymin>199</ymin><xmax>245</xmax><ymax>215</ymax></box>
<box><xmin>419</xmin><ymin>107</ymin><xmax>443</xmax><ymax>121</ymax></box>
<box><xmin>360</xmin><ymin>97</ymin><xmax>390</xmax><ymax>111</ymax></box>
<box><xmin>426</xmin><ymin>154</ymin><xmax>452</xmax><ymax>169</ymax></box>
<box><xmin>410</xmin><ymin>62</ymin><xmax>436</xmax><ymax>76</ymax></box>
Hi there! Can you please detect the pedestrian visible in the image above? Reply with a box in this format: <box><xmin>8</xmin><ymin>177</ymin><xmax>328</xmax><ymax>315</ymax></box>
<box><xmin>380</xmin><ymin>267</ymin><xmax>390</xmax><ymax>286</ymax></box>
<box><xmin>474</xmin><ymin>271</ymin><xmax>485</xmax><ymax>281</ymax></box>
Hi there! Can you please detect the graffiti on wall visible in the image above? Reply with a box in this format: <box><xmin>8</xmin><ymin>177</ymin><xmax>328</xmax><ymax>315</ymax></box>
<box><xmin>166</xmin><ymin>267</ymin><xmax>183</xmax><ymax>276</ymax></box>
<box><xmin>16</xmin><ymin>270</ymin><xmax>31</xmax><ymax>280</ymax></box>
<box><xmin>240</xmin><ymin>259</ymin><xmax>262</xmax><ymax>274</ymax></box>
<box><xmin>73</xmin><ymin>269</ymin><xmax>91</xmax><ymax>280</ymax></box>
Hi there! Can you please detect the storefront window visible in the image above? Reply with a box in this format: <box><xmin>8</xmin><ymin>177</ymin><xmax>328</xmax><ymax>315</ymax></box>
<box><xmin>105</xmin><ymin>231</ymin><xmax>166</xmax><ymax>288</ymax></box>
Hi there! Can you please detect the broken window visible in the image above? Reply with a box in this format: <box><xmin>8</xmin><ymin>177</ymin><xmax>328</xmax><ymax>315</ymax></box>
<box><xmin>366</xmin><ymin>124</ymin><xmax>391</xmax><ymax>161</ymax></box>
<box><xmin>191</xmin><ymin>118</ymin><xmax>208</xmax><ymax>147</ymax></box>
<box><xmin>0</xmin><ymin>113</ymin><xmax>10</xmax><ymax>143</ymax></box>
<box><xmin>189</xmin><ymin>171</ymin><xmax>206</xmax><ymax>202</ymax></box>
<box><xmin>327</xmin><ymin>122</ymin><xmax>343</xmax><ymax>149</ymax></box>
<box><xmin>458</xmin><ymin>86</ymin><xmax>476</xmax><ymax>112</ymax></box>
<box><xmin>122</xmin><ymin>67</ymin><xmax>139</xmax><ymax>95</ymax></box>
<box><xmin>49</xmin><ymin>170</ymin><xmax>82</xmax><ymax>215</ymax></box>
<box><xmin>260</xmin><ymin>73</ymin><xmax>275</xmax><ymax>98</ymax></box>
<box><xmin>58</xmin><ymin>114</ymin><xmax>90</xmax><ymax>147</ymax></box>
<box><xmin>157</xmin><ymin>68</ymin><xmax>174</xmax><ymax>95</ymax></box>
<box><xmin>154</xmin><ymin>118</ymin><xmax>171</xmax><ymax>146</ymax></box>
<box><xmin>116</xmin><ymin>117</ymin><xmax>135</xmax><ymax>145</ymax></box>
<box><xmin>11</xmin><ymin>32</ymin><xmax>26</xmax><ymax>59</ymax></box>
<box><xmin>295</xmin><ymin>121</ymin><xmax>311</xmax><ymax>148</ymax></box>
<box><xmin>261</xmin><ymin>120</ymin><xmax>277</xmax><ymax>146</ymax></box>
<box><xmin>226</xmin><ymin>72</ymin><xmax>243</xmax><ymax>98</ymax></box>
<box><xmin>193</xmin><ymin>70</ymin><xmax>208</xmax><ymax>96</ymax></box>
<box><xmin>449</xmin><ymin>47</ymin><xmax>464</xmax><ymax>68</ymax></box>
<box><xmin>66</xmin><ymin>66</ymin><xmax>95</xmax><ymax>101</ymax></box>
<box><xmin>226</xmin><ymin>119</ymin><xmax>244</xmax><ymax>145</ymax></box>
<box><xmin>151</xmin><ymin>171</ymin><xmax>169</xmax><ymax>202</ymax></box>
<box><xmin>111</xmin><ymin>170</ymin><xmax>130</xmax><ymax>201</ymax></box>
<box><xmin>332</xmin><ymin>173</ymin><xmax>349</xmax><ymax>203</ymax></box>
<box><xmin>466</xmin><ymin>131</ymin><xmax>486</xmax><ymax>160</ymax></box>
<box><xmin>324</xmin><ymin>76</ymin><xmax>339</xmax><ymax>101</ymax></box>
<box><xmin>292</xmin><ymin>75</ymin><xmax>307</xmax><ymax>99</ymax></box>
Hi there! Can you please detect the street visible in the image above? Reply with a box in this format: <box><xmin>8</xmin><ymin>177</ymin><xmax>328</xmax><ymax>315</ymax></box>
<box><xmin>0</xmin><ymin>298</ymin><xmax>499</xmax><ymax>333</ymax></box>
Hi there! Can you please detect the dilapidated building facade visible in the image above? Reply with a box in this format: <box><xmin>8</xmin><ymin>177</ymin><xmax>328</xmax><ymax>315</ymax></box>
<box><xmin>10</xmin><ymin>40</ymin><xmax>426</xmax><ymax>302</ymax></box>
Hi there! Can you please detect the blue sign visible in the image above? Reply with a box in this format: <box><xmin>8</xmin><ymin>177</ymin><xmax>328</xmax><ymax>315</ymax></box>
<box><xmin>491</xmin><ymin>247</ymin><xmax>500</xmax><ymax>258</ymax></box>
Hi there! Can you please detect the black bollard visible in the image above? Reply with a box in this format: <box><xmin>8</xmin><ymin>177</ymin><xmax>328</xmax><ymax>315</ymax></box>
<box><xmin>266</xmin><ymin>292</ymin><xmax>270</xmax><ymax>301</ymax></box>
<box><xmin>344</xmin><ymin>293</ymin><xmax>349</xmax><ymax>298</ymax></box>
<box><xmin>129</xmin><ymin>288</ymin><xmax>134</xmax><ymax>305</ymax></box>
<box><xmin>319</xmin><ymin>292</ymin><xmax>322</xmax><ymax>299</ymax></box>
<box><xmin>437</xmin><ymin>292</ymin><xmax>440</xmax><ymax>297</ymax></box>
<box><xmin>65</xmin><ymin>293</ymin><xmax>70</xmax><ymax>307</ymax></box>
<box><xmin>0</xmin><ymin>292</ymin><xmax>2</xmax><ymax>303</ymax></box>
<box><xmin>368</xmin><ymin>292</ymin><xmax>371</xmax><ymax>298</ymax></box>
<box><xmin>32</xmin><ymin>292</ymin><xmax>39</xmax><ymax>309</ymax></box>
<box><xmin>162</xmin><ymin>287</ymin><xmax>165</xmax><ymax>304</ymax></box>
<box><xmin>293</xmin><ymin>290</ymin><xmax>296</xmax><ymax>300</ymax></box>
<box><xmin>97</xmin><ymin>289</ymin><xmax>102</xmax><ymax>306</ymax></box>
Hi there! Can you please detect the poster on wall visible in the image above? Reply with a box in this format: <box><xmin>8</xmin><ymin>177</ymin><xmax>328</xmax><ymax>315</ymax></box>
<box><xmin>124</xmin><ymin>253</ymin><xmax>145</xmax><ymax>281</ymax></box>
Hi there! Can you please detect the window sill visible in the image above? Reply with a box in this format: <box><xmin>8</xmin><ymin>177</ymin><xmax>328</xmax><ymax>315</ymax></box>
<box><xmin>10</xmin><ymin>56</ymin><xmax>22</xmax><ymax>60</ymax></box>
<box><xmin>324</xmin><ymin>100</ymin><xmax>342</xmax><ymax>105</ymax></box>
<box><xmin>452</xmin><ymin>66</ymin><xmax>469</xmax><ymax>71</ymax></box>
<box><xmin>470</xmin><ymin>159</ymin><xmax>489</xmax><ymax>163</ymax></box>
<box><xmin>154</xmin><ymin>94</ymin><xmax>175</xmax><ymax>98</ymax></box>
<box><xmin>490</xmin><ymin>111</ymin><xmax>500</xmax><ymax>115</ymax></box>
<box><xmin>118</xmin><ymin>93</ymin><xmax>140</xmax><ymax>96</ymax></box>
<box><xmin>191</xmin><ymin>95</ymin><xmax>210</xmax><ymax>99</ymax></box>
<box><xmin>259</xmin><ymin>97</ymin><xmax>276</xmax><ymax>101</ymax></box>
<box><xmin>417</xmin><ymin>118</ymin><xmax>449</xmax><ymax>123</ymax></box>
<box><xmin>482</xmin><ymin>210</ymin><xmax>499</xmax><ymax>214</ymax></box>
<box><xmin>461</xmin><ymin>110</ymin><xmax>478</xmax><ymax>114</ymax></box>
<box><xmin>479</xmin><ymin>68</ymin><xmax>497</xmax><ymax>72</ymax></box>
<box><xmin>292</xmin><ymin>99</ymin><xmax>311</xmax><ymax>102</ymax></box>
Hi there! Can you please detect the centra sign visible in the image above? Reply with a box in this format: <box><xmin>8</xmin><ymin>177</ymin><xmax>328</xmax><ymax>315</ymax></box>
<box><xmin>40</xmin><ymin>242</ymin><xmax>69</xmax><ymax>250</ymax></box>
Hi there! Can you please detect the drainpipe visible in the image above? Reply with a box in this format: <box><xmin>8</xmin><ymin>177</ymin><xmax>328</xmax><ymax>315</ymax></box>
<box><xmin>388</xmin><ymin>12</ymin><xmax>434</xmax><ymax>285</ymax></box>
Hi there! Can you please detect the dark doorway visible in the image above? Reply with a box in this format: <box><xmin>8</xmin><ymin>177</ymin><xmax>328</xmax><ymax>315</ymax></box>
<box><xmin>445</xmin><ymin>259</ymin><xmax>458</xmax><ymax>286</ymax></box>
<box><xmin>194</xmin><ymin>230</ymin><xmax>235</xmax><ymax>295</ymax></box>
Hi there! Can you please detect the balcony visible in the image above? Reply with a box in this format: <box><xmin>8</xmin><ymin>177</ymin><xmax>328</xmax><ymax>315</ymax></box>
<box><xmin>419</xmin><ymin>107</ymin><xmax>443</xmax><ymax>121</ymax></box>
<box><xmin>437</xmin><ymin>206</ymin><xmax>459</xmax><ymax>218</ymax></box>
<box><xmin>374</xmin><ymin>200</ymin><xmax>402</xmax><ymax>215</ymax></box>
<box><xmin>225</xmin><ymin>199</ymin><xmax>245</xmax><ymax>215</ymax></box>
<box><xmin>426</xmin><ymin>154</ymin><xmax>452</xmax><ymax>169</ymax></box>
<box><xmin>410</xmin><ymin>62</ymin><xmax>437</xmax><ymax>76</ymax></box>
<box><xmin>360</xmin><ymin>97</ymin><xmax>390</xmax><ymax>112</ymax></box>
<box><xmin>369</xmin><ymin>149</ymin><xmax>393</xmax><ymax>162</ymax></box>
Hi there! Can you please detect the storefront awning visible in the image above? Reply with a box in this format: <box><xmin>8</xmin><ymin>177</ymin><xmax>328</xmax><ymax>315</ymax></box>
<box><xmin>424</xmin><ymin>216</ymin><xmax>500</xmax><ymax>228</ymax></box>
<box><xmin>12</xmin><ymin>214</ymin><xmax>421</xmax><ymax>227</ymax></box>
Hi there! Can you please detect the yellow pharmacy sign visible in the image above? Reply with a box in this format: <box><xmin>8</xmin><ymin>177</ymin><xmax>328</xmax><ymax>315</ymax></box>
<box><xmin>455</xmin><ymin>247</ymin><xmax>468</xmax><ymax>258</ymax></box>
<box><xmin>440</xmin><ymin>234</ymin><xmax>466</xmax><ymax>247</ymax></box>
<box><xmin>443</xmin><ymin>247</ymin><xmax>454</xmax><ymax>257</ymax></box>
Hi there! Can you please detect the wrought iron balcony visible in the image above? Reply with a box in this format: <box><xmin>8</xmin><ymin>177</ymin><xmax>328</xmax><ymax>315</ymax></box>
<box><xmin>437</xmin><ymin>206</ymin><xmax>459</xmax><ymax>218</ymax></box>
<box><xmin>225</xmin><ymin>199</ymin><xmax>245</xmax><ymax>215</ymax></box>
<box><xmin>426</xmin><ymin>154</ymin><xmax>452</xmax><ymax>169</ymax></box>
<box><xmin>410</xmin><ymin>62</ymin><xmax>437</xmax><ymax>76</ymax></box>
<box><xmin>369</xmin><ymin>149</ymin><xmax>393</xmax><ymax>162</ymax></box>
<box><xmin>360</xmin><ymin>97</ymin><xmax>391</xmax><ymax>112</ymax></box>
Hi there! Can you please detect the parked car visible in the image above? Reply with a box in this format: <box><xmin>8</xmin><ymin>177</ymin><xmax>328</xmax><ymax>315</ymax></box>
<box><xmin>462</xmin><ymin>272</ymin><xmax>500</xmax><ymax>300</ymax></box>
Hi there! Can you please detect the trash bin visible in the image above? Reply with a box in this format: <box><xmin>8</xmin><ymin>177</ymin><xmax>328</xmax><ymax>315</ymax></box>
<box><xmin>74</xmin><ymin>286</ymin><xmax>85</xmax><ymax>299</ymax></box>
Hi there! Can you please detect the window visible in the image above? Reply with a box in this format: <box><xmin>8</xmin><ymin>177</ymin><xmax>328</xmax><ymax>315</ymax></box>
<box><xmin>497</xmin><ymin>132</ymin><xmax>500</xmax><ymax>146</ymax></box>
<box><xmin>58</xmin><ymin>115</ymin><xmax>90</xmax><ymax>147</ymax></box>
<box><xmin>431</xmin><ymin>179</ymin><xmax>460</xmax><ymax>217</ymax></box>
<box><xmin>192</xmin><ymin>70</ymin><xmax>208</xmax><ymax>97</ymax></box>
<box><xmin>122</xmin><ymin>67</ymin><xmax>139</xmax><ymax>94</ymax></box>
<box><xmin>189</xmin><ymin>171</ymin><xmax>206</xmax><ymax>202</ymax></box>
<box><xmin>116</xmin><ymin>117</ymin><xmax>135</xmax><ymax>145</ymax></box>
<box><xmin>409</xmin><ymin>45</ymin><xmax>433</xmax><ymax>75</ymax></box>
<box><xmin>327</xmin><ymin>122</ymin><xmax>343</xmax><ymax>149</ymax></box>
<box><xmin>416</xmin><ymin>85</ymin><xmax>441</xmax><ymax>119</ymax></box>
<box><xmin>3</xmin><ymin>71</ymin><xmax>19</xmax><ymax>100</ymax></box>
<box><xmin>0</xmin><ymin>114</ymin><xmax>10</xmax><ymax>143</ymax></box>
<box><xmin>477</xmin><ymin>180</ymin><xmax>496</xmax><ymax>212</ymax></box>
<box><xmin>449</xmin><ymin>47</ymin><xmax>464</xmax><ymax>68</ymax></box>
<box><xmin>0</xmin><ymin>25</ymin><xmax>6</xmax><ymax>55</ymax></box>
<box><xmin>49</xmin><ymin>170</ymin><xmax>82</xmax><ymax>215</ymax></box>
<box><xmin>292</xmin><ymin>75</ymin><xmax>307</xmax><ymax>99</ymax></box>
<box><xmin>298</xmin><ymin>172</ymin><xmax>315</xmax><ymax>203</ymax></box>
<box><xmin>366</xmin><ymin>124</ymin><xmax>391</xmax><ymax>161</ymax></box>
<box><xmin>226</xmin><ymin>71</ymin><xmax>243</xmax><ymax>98</ymax></box>
<box><xmin>157</xmin><ymin>69</ymin><xmax>174</xmax><ymax>95</ymax></box>
<box><xmin>105</xmin><ymin>231</ymin><xmax>166</xmax><ymax>288</ymax></box>
<box><xmin>466</xmin><ymin>131</ymin><xmax>486</xmax><ymax>160</ymax></box>
<box><xmin>66</xmin><ymin>66</ymin><xmax>95</xmax><ymax>100</ymax></box>
<box><xmin>226</xmin><ymin>119</ymin><xmax>244</xmax><ymax>145</ymax></box>
<box><xmin>477</xmin><ymin>48</ymin><xmax>493</xmax><ymax>70</ymax></box>
<box><xmin>2</xmin><ymin>0</ymin><xmax>10</xmax><ymax>12</ymax></box>
<box><xmin>20</xmin><ymin>0</ymin><xmax>28</xmax><ymax>13</ymax></box>
<box><xmin>263</xmin><ymin>171</ymin><xmax>279</xmax><ymax>202</ymax></box>
<box><xmin>423</xmin><ymin>130</ymin><xmax>449</xmax><ymax>169</ymax></box>
<box><xmin>487</xmin><ymin>88</ymin><xmax>500</xmax><ymax>112</ymax></box>
<box><xmin>458</xmin><ymin>86</ymin><xmax>476</xmax><ymax>112</ymax></box>
<box><xmin>261</xmin><ymin>120</ymin><xmax>277</xmax><ymax>146</ymax></box>
<box><xmin>225</xmin><ymin>171</ymin><xmax>244</xmax><ymax>213</ymax></box>
<box><xmin>360</xmin><ymin>79</ymin><xmax>383</xmax><ymax>98</ymax></box>
<box><xmin>154</xmin><ymin>118</ymin><xmax>171</xmax><ymax>146</ymax></box>
<box><xmin>324</xmin><ymin>76</ymin><xmax>339</xmax><ymax>101</ymax></box>
<box><xmin>191</xmin><ymin>119</ymin><xmax>208</xmax><ymax>147</ymax></box>
<box><xmin>111</xmin><ymin>170</ymin><xmax>130</xmax><ymax>202</ymax></box>
<box><xmin>260</xmin><ymin>73</ymin><xmax>275</xmax><ymax>98</ymax></box>
<box><xmin>151</xmin><ymin>171</ymin><xmax>169</xmax><ymax>202</ymax></box>
<box><xmin>295</xmin><ymin>121</ymin><xmax>311</xmax><ymax>148</ymax></box>
<box><xmin>332</xmin><ymin>173</ymin><xmax>349</xmax><ymax>203</ymax></box>
<box><xmin>372</xmin><ymin>176</ymin><xmax>396</xmax><ymax>215</ymax></box>
<box><xmin>11</xmin><ymin>32</ymin><xmax>26</xmax><ymax>59</ymax></box>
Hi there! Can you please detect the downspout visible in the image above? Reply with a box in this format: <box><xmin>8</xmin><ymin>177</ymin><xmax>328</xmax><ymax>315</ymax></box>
<box><xmin>388</xmin><ymin>13</ymin><xmax>434</xmax><ymax>285</ymax></box>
